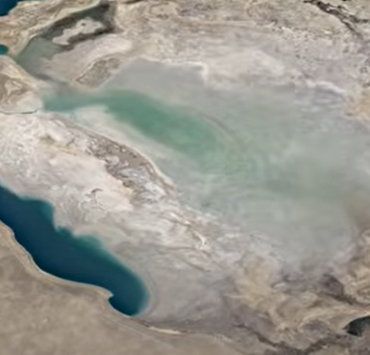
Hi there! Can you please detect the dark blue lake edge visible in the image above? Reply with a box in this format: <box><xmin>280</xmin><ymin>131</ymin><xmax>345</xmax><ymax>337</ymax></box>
<box><xmin>0</xmin><ymin>0</ymin><xmax>21</xmax><ymax>16</ymax></box>
<box><xmin>0</xmin><ymin>183</ymin><xmax>148</xmax><ymax>316</ymax></box>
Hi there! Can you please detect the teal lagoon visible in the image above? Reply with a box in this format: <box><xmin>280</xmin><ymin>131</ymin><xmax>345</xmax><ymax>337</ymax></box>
<box><xmin>0</xmin><ymin>45</ymin><xmax>8</xmax><ymax>55</ymax></box>
<box><xmin>42</xmin><ymin>82</ymin><xmax>370</xmax><ymax>262</ymax></box>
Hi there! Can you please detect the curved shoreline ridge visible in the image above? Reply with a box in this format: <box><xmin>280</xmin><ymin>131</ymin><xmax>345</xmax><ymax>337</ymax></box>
<box><xmin>0</xmin><ymin>223</ymin><xmax>238</xmax><ymax>355</ymax></box>
<box><xmin>0</xmin><ymin>221</ymin><xmax>115</xmax><ymax>313</ymax></box>
<box><xmin>3</xmin><ymin>0</ymin><xmax>370</xmax><ymax>355</ymax></box>
<box><xmin>1</xmin><ymin>216</ymin><xmax>157</xmax><ymax>323</ymax></box>
<box><xmin>0</xmin><ymin>183</ymin><xmax>149</xmax><ymax>316</ymax></box>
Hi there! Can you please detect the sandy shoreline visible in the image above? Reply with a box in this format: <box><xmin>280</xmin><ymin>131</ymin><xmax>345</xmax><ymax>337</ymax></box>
<box><xmin>2</xmin><ymin>0</ymin><xmax>370</xmax><ymax>353</ymax></box>
<box><xmin>0</xmin><ymin>221</ymin><xmax>159</xmax><ymax>324</ymax></box>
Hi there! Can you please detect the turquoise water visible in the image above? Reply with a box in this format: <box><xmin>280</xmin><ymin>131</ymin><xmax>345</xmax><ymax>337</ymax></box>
<box><xmin>0</xmin><ymin>183</ymin><xmax>148</xmax><ymax>316</ymax></box>
<box><xmin>42</xmin><ymin>83</ymin><xmax>370</xmax><ymax>262</ymax></box>
<box><xmin>43</xmin><ymin>90</ymin><xmax>223</xmax><ymax>167</ymax></box>
<box><xmin>0</xmin><ymin>45</ymin><xmax>8</xmax><ymax>55</ymax></box>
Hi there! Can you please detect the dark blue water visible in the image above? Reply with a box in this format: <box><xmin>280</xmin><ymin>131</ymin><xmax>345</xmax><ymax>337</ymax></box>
<box><xmin>0</xmin><ymin>183</ymin><xmax>148</xmax><ymax>315</ymax></box>
<box><xmin>0</xmin><ymin>0</ymin><xmax>21</xmax><ymax>16</ymax></box>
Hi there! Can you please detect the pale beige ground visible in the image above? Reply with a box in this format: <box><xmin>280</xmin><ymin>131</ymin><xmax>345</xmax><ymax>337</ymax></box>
<box><xmin>0</xmin><ymin>222</ymin><xmax>242</xmax><ymax>355</ymax></box>
<box><xmin>2</xmin><ymin>0</ymin><xmax>370</xmax><ymax>354</ymax></box>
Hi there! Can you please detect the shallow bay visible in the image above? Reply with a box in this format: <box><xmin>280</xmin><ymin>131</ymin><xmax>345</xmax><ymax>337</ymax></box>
<box><xmin>0</xmin><ymin>183</ymin><xmax>148</xmax><ymax>316</ymax></box>
<box><xmin>42</xmin><ymin>61</ymin><xmax>370</xmax><ymax>265</ymax></box>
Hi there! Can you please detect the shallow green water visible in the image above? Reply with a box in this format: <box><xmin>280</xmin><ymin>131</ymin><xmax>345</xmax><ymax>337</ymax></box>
<box><xmin>0</xmin><ymin>183</ymin><xmax>148</xmax><ymax>316</ymax></box>
<box><xmin>43</xmin><ymin>80</ymin><xmax>370</xmax><ymax>261</ymax></box>
<box><xmin>43</xmin><ymin>90</ymin><xmax>224</xmax><ymax>167</ymax></box>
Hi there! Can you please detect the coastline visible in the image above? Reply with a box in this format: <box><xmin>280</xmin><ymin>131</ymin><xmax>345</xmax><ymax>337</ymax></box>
<box><xmin>0</xmin><ymin>220</ymin><xmax>157</xmax><ymax>321</ymax></box>
<box><xmin>0</xmin><ymin>223</ymin><xmax>240</xmax><ymax>355</ymax></box>
<box><xmin>2</xmin><ymin>0</ymin><xmax>370</xmax><ymax>353</ymax></box>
